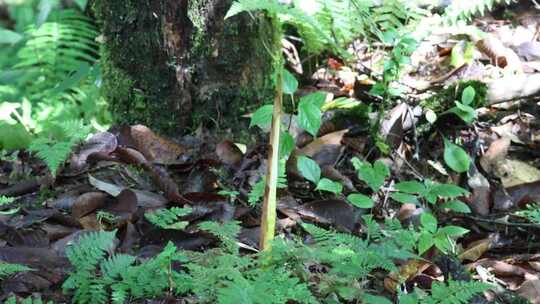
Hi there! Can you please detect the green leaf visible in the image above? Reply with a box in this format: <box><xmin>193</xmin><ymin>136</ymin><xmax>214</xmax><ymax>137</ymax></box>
<box><xmin>394</xmin><ymin>181</ymin><xmax>426</xmax><ymax>194</ymax></box>
<box><xmin>434</xmin><ymin>235</ymin><xmax>451</xmax><ymax>253</ymax></box>
<box><xmin>347</xmin><ymin>193</ymin><xmax>374</xmax><ymax>208</ymax></box>
<box><xmin>418</xmin><ymin>232</ymin><xmax>434</xmax><ymax>254</ymax></box>
<box><xmin>430</xmin><ymin>183</ymin><xmax>469</xmax><ymax>198</ymax></box>
<box><xmin>301</xmin><ymin>92</ymin><xmax>326</xmax><ymax>109</ymax></box>
<box><xmin>298</xmin><ymin>96</ymin><xmax>322</xmax><ymax>137</ymax></box>
<box><xmin>443</xmin><ymin>137</ymin><xmax>471</xmax><ymax>173</ymax></box>
<box><xmin>73</xmin><ymin>0</ymin><xmax>88</xmax><ymax>10</ymax></box>
<box><xmin>297</xmin><ymin>156</ymin><xmax>321</xmax><ymax>184</ymax></box>
<box><xmin>363</xmin><ymin>294</ymin><xmax>393</xmax><ymax>304</ymax></box>
<box><xmin>249</xmin><ymin>104</ymin><xmax>273</xmax><ymax>128</ymax></box>
<box><xmin>316</xmin><ymin>178</ymin><xmax>343</xmax><ymax>194</ymax></box>
<box><xmin>374</xmin><ymin>160</ymin><xmax>390</xmax><ymax>179</ymax></box>
<box><xmin>438</xmin><ymin>225</ymin><xmax>469</xmax><ymax>237</ymax></box>
<box><xmin>0</xmin><ymin>28</ymin><xmax>22</xmax><ymax>44</ymax></box>
<box><xmin>351</xmin><ymin>158</ymin><xmax>388</xmax><ymax>192</ymax></box>
<box><xmin>461</xmin><ymin>86</ymin><xmax>476</xmax><ymax>105</ymax></box>
<box><xmin>449</xmin><ymin>101</ymin><xmax>476</xmax><ymax>123</ymax></box>
<box><xmin>441</xmin><ymin>200</ymin><xmax>471</xmax><ymax>213</ymax></box>
<box><xmin>420</xmin><ymin>212</ymin><xmax>438</xmax><ymax>233</ymax></box>
<box><xmin>390</xmin><ymin>192</ymin><xmax>419</xmax><ymax>204</ymax></box>
<box><xmin>279</xmin><ymin>131</ymin><xmax>295</xmax><ymax>159</ymax></box>
<box><xmin>282</xmin><ymin>69</ymin><xmax>298</xmax><ymax>95</ymax></box>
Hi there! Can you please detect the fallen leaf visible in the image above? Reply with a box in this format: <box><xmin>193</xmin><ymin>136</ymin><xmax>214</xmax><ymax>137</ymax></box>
<box><xmin>459</xmin><ymin>233</ymin><xmax>500</xmax><ymax>262</ymax></box>
<box><xmin>71</xmin><ymin>192</ymin><xmax>107</xmax><ymax>218</ymax></box>
<box><xmin>216</xmin><ymin>140</ymin><xmax>244</xmax><ymax>166</ymax></box>
<box><xmin>119</xmin><ymin>125</ymin><xmax>187</xmax><ymax>164</ymax></box>
<box><xmin>70</xmin><ymin>132</ymin><xmax>117</xmax><ymax>171</ymax></box>
<box><xmin>295</xmin><ymin>199</ymin><xmax>364</xmax><ymax>232</ymax></box>
<box><xmin>480</xmin><ymin>137</ymin><xmax>511</xmax><ymax>174</ymax></box>
<box><xmin>517</xmin><ymin>276</ymin><xmax>540</xmax><ymax>303</ymax></box>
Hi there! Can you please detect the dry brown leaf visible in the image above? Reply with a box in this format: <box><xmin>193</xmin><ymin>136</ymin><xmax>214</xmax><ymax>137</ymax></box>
<box><xmin>459</xmin><ymin>234</ymin><xmax>499</xmax><ymax>262</ymax></box>
<box><xmin>121</xmin><ymin>125</ymin><xmax>187</xmax><ymax>164</ymax></box>
<box><xmin>384</xmin><ymin>259</ymin><xmax>432</xmax><ymax>293</ymax></box>
<box><xmin>480</xmin><ymin>137</ymin><xmax>511</xmax><ymax>174</ymax></box>
<box><xmin>71</xmin><ymin>192</ymin><xmax>107</xmax><ymax>219</ymax></box>
<box><xmin>517</xmin><ymin>276</ymin><xmax>540</xmax><ymax>303</ymax></box>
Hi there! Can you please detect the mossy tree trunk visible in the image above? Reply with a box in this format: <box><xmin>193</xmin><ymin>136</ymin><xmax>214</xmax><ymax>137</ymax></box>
<box><xmin>93</xmin><ymin>0</ymin><xmax>274</xmax><ymax>135</ymax></box>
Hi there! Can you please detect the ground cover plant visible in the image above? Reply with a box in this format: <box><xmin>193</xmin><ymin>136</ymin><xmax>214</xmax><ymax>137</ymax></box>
<box><xmin>1</xmin><ymin>0</ymin><xmax>540</xmax><ymax>303</ymax></box>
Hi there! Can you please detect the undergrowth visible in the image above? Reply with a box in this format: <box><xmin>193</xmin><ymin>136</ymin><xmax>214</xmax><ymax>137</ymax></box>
<box><xmin>58</xmin><ymin>217</ymin><xmax>490</xmax><ymax>304</ymax></box>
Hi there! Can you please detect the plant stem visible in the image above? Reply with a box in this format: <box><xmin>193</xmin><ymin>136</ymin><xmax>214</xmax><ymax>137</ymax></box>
<box><xmin>259</xmin><ymin>66</ymin><xmax>283</xmax><ymax>251</ymax></box>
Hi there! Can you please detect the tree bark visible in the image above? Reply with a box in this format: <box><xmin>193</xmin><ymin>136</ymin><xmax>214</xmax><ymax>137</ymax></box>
<box><xmin>93</xmin><ymin>0</ymin><xmax>274</xmax><ymax>135</ymax></box>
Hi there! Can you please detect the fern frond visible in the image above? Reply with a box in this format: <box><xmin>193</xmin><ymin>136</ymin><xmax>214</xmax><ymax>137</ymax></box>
<box><xmin>28</xmin><ymin>138</ymin><xmax>72</xmax><ymax>175</ymax></box>
<box><xmin>0</xmin><ymin>262</ymin><xmax>33</xmax><ymax>279</ymax></box>
<box><xmin>65</xmin><ymin>230</ymin><xmax>116</xmax><ymax>271</ymax></box>
<box><xmin>145</xmin><ymin>207</ymin><xmax>192</xmax><ymax>229</ymax></box>
<box><xmin>424</xmin><ymin>280</ymin><xmax>491</xmax><ymax>304</ymax></box>
<box><xmin>199</xmin><ymin>221</ymin><xmax>242</xmax><ymax>253</ymax></box>
<box><xmin>14</xmin><ymin>10</ymin><xmax>99</xmax><ymax>101</ymax></box>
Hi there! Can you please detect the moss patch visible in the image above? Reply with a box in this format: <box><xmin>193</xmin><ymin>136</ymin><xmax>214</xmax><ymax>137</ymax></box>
<box><xmin>94</xmin><ymin>0</ymin><xmax>274</xmax><ymax>136</ymax></box>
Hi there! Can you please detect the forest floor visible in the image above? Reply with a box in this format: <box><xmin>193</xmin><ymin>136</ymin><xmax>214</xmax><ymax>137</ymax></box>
<box><xmin>2</xmin><ymin>2</ymin><xmax>540</xmax><ymax>304</ymax></box>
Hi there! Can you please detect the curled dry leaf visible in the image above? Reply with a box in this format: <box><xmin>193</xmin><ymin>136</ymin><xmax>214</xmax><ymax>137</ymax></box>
<box><xmin>517</xmin><ymin>276</ymin><xmax>540</xmax><ymax>304</ymax></box>
<box><xmin>380</xmin><ymin>103</ymin><xmax>415</xmax><ymax>149</ymax></box>
<box><xmin>88</xmin><ymin>175</ymin><xmax>167</xmax><ymax>208</ymax></box>
<box><xmin>476</xmin><ymin>34</ymin><xmax>522</xmax><ymax>72</ymax></box>
<box><xmin>467</xmin><ymin>165</ymin><xmax>491</xmax><ymax>216</ymax></box>
<box><xmin>459</xmin><ymin>233</ymin><xmax>500</xmax><ymax>262</ymax></box>
<box><xmin>71</xmin><ymin>191</ymin><xmax>107</xmax><ymax>218</ymax></box>
<box><xmin>480</xmin><ymin>137</ymin><xmax>511</xmax><ymax>174</ymax></box>
<box><xmin>288</xmin><ymin>129</ymin><xmax>348</xmax><ymax>177</ymax></box>
<box><xmin>70</xmin><ymin>131</ymin><xmax>117</xmax><ymax>171</ymax></box>
<box><xmin>216</xmin><ymin>140</ymin><xmax>244</xmax><ymax>166</ymax></box>
<box><xmin>384</xmin><ymin>259</ymin><xmax>432</xmax><ymax>293</ymax></box>
<box><xmin>119</xmin><ymin>124</ymin><xmax>187</xmax><ymax>164</ymax></box>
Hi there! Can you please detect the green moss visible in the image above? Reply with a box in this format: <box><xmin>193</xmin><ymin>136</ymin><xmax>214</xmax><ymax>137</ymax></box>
<box><xmin>94</xmin><ymin>0</ymin><xmax>274</xmax><ymax>135</ymax></box>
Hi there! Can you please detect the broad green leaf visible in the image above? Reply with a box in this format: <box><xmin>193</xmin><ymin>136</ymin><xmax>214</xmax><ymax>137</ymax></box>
<box><xmin>282</xmin><ymin>69</ymin><xmax>298</xmax><ymax>95</ymax></box>
<box><xmin>0</xmin><ymin>28</ymin><xmax>22</xmax><ymax>44</ymax></box>
<box><xmin>297</xmin><ymin>156</ymin><xmax>321</xmax><ymax>184</ymax></box>
<box><xmin>298</xmin><ymin>96</ymin><xmax>322</xmax><ymax>136</ymax></box>
<box><xmin>418</xmin><ymin>232</ymin><xmax>434</xmax><ymax>254</ymax></box>
<box><xmin>430</xmin><ymin>183</ymin><xmax>469</xmax><ymax>198</ymax></box>
<box><xmin>390</xmin><ymin>192</ymin><xmax>419</xmax><ymax>204</ymax></box>
<box><xmin>420</xmin><ymin>212</ymin><xmax>437</xmax><ymax>233</ymax></box>
<box><xmin>249</xmin><ymin>104</ymin><xmax>273</xmax><ymax>128</ymax></box>
<box><xmin>301</xmin><ymin>92</ymin><xmax>326</xmax><ymax>109</ymax></box>
<box><xmin>438</xmin><ymin>225</ymin><xmax>469</xmax><ymax>237</ymax></box>
<box><xmin>443</xmin><ymin>137</ymin><xmax>471</xmax><ymax>173</ymax></box>
<box><xmin>461</xmin><ymin>86</ymin><xmax>475</xmax><ymax>105</ymax></box>
<box><xmin>441</xmin><ymin>200</ymin><xmax>471</xmax><ymax>213</ymax></box>
<box><xmin>374</xmin><ymin>160</ymin><xmax>390</xmax><ymax>179</ymax></box>
<box><xmin>394</xmin><ymin>181</ymin><xmax>426</xmax><ymax>194</ymax></box>
<box><xmin>347</xmin><ymin>193</ymin><xmax>374</xmax><ymax>208</ymax></box>
<box><xmin>363</xmin><ymin>294</ymin><xmax>393</xmax><ymax>304</ymax></box>
<box><xmin>449</xmin><ymin>101</ymin><xmax>476</xmax><ymax>123</ymax></box>
<box><xmin>433</xmin><ymin>235</ymin><xmax>451</xmax><ymax>253</ymax></box>
<box><xmin>0</xmin><ymin>123</ymin><xmax>32</xmax><ymax>150</ymax></box>
<box><xmin>351</xmin><ymin>158</ymin><xmax>388</xmax><ymax>192</ymax></box>
<box><xmin>316</xmin><ymin>178</ymin><xmax>343</xmax><ymax>194</ymax></box>
<box><xmin>279</xmin><ymin>131</ymin><xmax>295</xmax><ymax>159</ymax></box>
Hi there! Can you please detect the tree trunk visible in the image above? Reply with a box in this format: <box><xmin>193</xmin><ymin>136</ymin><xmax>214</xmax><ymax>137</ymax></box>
<box><xmin>93</xmin><ymin>0</ymin><xmax>274</xmax><ymax>135</ymax></box>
